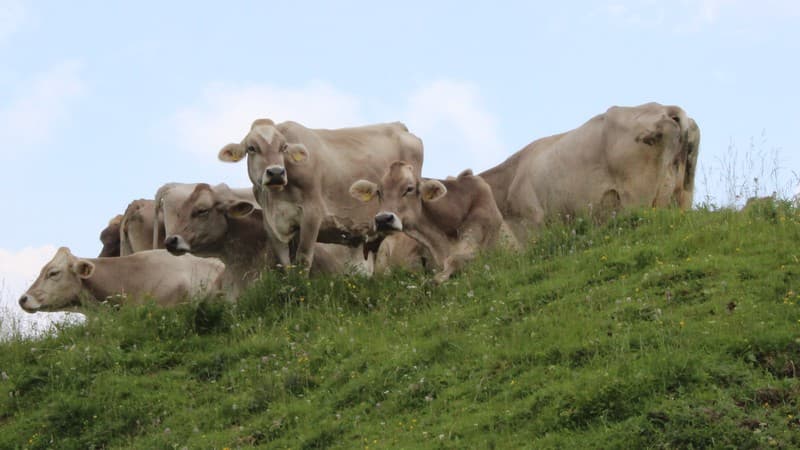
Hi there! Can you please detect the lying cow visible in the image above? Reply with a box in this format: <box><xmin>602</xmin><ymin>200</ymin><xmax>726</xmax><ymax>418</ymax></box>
<box><xmin>479</xmin><ymin>102</ymin><xmax>700</xmax><ymax>243</ymax></box>
<box><xmin>218</xmin><ymin>119</ymin><xmax>423</xmax><ymax>270</ymax></box>
<box><xmin>350</xmin><ymin>162</ymin><xmax>505</xmax><ymax>283</ymax></box>
<box><xmin>96</xmin><ymin>199</ymin><xmax>165</xmax><ymax>257</ymax></box>
<box><xmin>158</xmin><ymin>182</ymin><xmax>372</xmax><ymax>297</ymax></box>
<box><xmin>18</xmin><ymin>247</ymin><xmax>224</xmax><ymax>313</ymax></box>
<box><xmin>98</xmin><ymin>214</ymin><xmax>123</xmax><ymax>257</ymax></box>
<box><xmin>121</xmin><ymin>199</ymin><xmax>162</xmax><ymax>256</ymax></box>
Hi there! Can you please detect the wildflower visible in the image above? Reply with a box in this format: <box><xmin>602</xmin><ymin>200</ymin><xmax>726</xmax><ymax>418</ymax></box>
<box><xmin>679</xmin><ymin>320</ymin><xmax>685</xmax><ymax>327</ymax></box>
<box><xmin>601</xmin><ymin>255</ymin><xmax>607</xmax><ymax>261</ymax></box>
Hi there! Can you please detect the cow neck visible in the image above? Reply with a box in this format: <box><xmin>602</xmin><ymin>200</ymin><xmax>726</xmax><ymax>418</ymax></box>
<box><xmin>400</xmin><ymin>218</ymin><xmax>449</xmax><ymax>270</ymax></box>
<box><xmin>218</xmin><ymin>211</ymin><xmax>273</xmax><ymax>291</ymax></box>
<box><xmin>79</xmin><ymin>257</ymin><xmax>137</xmax><ymax>303</ymax></box>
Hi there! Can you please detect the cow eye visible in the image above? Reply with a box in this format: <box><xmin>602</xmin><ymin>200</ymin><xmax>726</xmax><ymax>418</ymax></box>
<box><xmin>47</xmin><ymin>270</ymin><xmax>60</xmax><ymax>279</ymax></box>
<box><xmin>246</xmin><ymin>145</ymin><xmax>257</xmax><ymax>154</ymax></box>
<box><xmin>279</xmin><ymin>143</ymin><xmax>288</xmax><ymax>153</ymax></box>
<box><xmin>193</xmin><ymin>208</ymin><xmax>210</xmax><ymax>217</ymax></box>
<box><xmin>402</xmin><ymin>185</ymin><xmax>415</xmax><ymax>196</ymax></box>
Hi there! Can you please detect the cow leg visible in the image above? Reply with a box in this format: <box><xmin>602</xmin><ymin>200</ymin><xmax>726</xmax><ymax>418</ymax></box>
<box><xmin>295</xmin><ymin>211</ymin><xmax>322</xmax><ymax>270</ymax></box>
<box><xmin>433</xmin><ymin>227</ymin><xmax>483</xmax><ymax>284</ymax></box>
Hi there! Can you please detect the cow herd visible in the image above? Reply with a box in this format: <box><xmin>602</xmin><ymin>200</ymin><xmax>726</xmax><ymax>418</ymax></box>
<box><xmin>18</xmin><ymin>102</ymin><xmax>700</xmax><ymax>313</ymax></box>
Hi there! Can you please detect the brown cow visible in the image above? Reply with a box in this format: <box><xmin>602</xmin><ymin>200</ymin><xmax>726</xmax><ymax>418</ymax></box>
<box><xmin>19</xmin><ymin>247</ymin><xmax>224</xmax><ymax>313</ymax></box>
<box><xmin>98</xmin><ymin>214</ymin><xmax>123</xmax><ymax>257</ymax></box>
<box><xmin>350</xmin><ymin>162</ymin><xmax>506</xmax><ymax>283</ymax></box>
<box><xmin>479</xmin><ymin>102</ymin><xmax>700</xmax><ymax>243</ymax></box>
<box><xmin>218</xmin><ymin>119</ymin><xmax>423</xmax><ymax>270</ymax></box>
<box><xmin>158</xmin><ymin>182</ymin><xmax>372</xmax><ymax>297</ymax></box>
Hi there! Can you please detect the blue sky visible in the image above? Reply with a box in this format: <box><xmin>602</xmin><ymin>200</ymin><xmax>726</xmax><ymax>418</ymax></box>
<box><xmin>1</xmin><ymin>0</ymin><xmax>798</xmax><ymax>333</ymax></box>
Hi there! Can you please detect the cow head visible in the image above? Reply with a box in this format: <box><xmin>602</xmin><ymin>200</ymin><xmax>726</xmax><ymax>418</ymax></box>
<box><xmin>349</xmin><ymin>161</ymin><xmax>447</xmax><ymax>233</ymax></box>
<box><xmin>98</xmin><ymin>214</ymin><xmax>123</xmax><ymax>257</ymax></box>
<box><xmin>162</xmin><ymin>184</ymin><xmax>256</xmax><ymax>256</ymax></box>
<box><xmin>218</xmin><ymin>119</ymin><xmax>309</xmax><ymax>190</ymax></box>
<box><xmin>18</xmin><ymin>247</ymin><xmax>94</xmax><ymax>313</ymax></box>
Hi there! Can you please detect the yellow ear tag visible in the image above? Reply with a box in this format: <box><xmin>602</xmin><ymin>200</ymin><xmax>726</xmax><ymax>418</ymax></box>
<box><xmin>291</xmin><ymin>151</ymin><xmax>307</xmax><ymax>162</ymax></box>
<box><xmin>360</xmin><ymin>192</ymin><xmax>374</xmax><ymax>202</ymax></box>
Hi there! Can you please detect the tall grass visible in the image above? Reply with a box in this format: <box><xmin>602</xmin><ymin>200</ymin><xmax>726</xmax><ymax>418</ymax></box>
<box><xmin>700</xmin><ymin>131</ymin><xmax>798</xmax><ymax>208</ymax></box>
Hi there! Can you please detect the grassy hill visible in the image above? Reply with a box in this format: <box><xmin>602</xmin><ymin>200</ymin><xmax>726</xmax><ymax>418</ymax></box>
<box><xmin>1</xmin><ymin>202</ymin><xmax>799</xmax><ymax>449</ymax></box>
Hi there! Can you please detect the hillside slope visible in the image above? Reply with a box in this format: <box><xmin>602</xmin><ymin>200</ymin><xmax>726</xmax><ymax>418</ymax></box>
<box><xmin>1</xmin><ymin>203</ymin><xmax>799</xmax><ymax>449</ymax></box>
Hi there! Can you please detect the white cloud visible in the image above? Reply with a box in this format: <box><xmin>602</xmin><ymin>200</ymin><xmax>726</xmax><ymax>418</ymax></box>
<box><xmin>403</xmin><ymin>80</ymin><xmax>505</xmax><ymax>176</ymax></box>
<box><xmin>0</xmin><ymin>60</ymin><xmax>85</xmax><ymax>157</ymax></box>
<box><xmin>0</xmin><ymin>0</ymin><xmax>26</xmax><ymax>44</ymax></box>
<box><xmin>172</xmin><ymin>81</ymin><xmax>364</xmax><ymax>157</ymax></box>
<box><xmin>0</xmin><ymin>245</ymin><xmax>82</xmax><ymax>340</ymax></box>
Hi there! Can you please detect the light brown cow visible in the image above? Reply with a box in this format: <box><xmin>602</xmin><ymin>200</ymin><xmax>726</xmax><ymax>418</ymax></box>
<box><xmin>158</xmin><ymin>182</ymin><xmax>372</xmax><ymax>297</ymax></box>
<box><xmin>98</xmin><ymin>214</ymin><xmax>123</xmax><ymax>257</ymax></box>
<box><xmin>218</xmin><ymin>119</ymin><xmax>423</xmax><ymax>269</ymax></box>
<box><xmin>479</xmin><ymin>102</ymin><xmax>700</xmax><ymax>243</ymax></box>
<box><xmin>18</xmin><ymin>247</ymin><xmax>225</xmax><ymax>313</ymax></box>
<box><xmin>350</xmin><ymin>162</ymin><xmax>505</xmax><ymax>283</ymax></box>
<box><xmin>120</xmin><ymin>199</ymin><xmax>163</xmax><ymax>256</ymax></box>
<box><xmin>153</xmin><ymin>183</ymin><xmax>255</xmax><ymax>250</ymax></box>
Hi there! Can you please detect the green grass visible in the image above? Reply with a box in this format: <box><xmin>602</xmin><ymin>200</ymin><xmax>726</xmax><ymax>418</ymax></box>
<box><xmin>2</xmin><ymin>202</ymin><xmax>800</xmax><ymax>449</ymax></box>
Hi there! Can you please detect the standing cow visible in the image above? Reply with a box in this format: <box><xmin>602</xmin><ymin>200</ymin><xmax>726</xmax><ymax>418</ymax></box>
<box><xmin>479</xmin><ymin>102</ymin><xmax>700</xmax><ymax>243</ymax></box>
<box><xmin>218</xmin><ymin>119</ymin><xmax>423</xmax><ymax>269</ymax></box>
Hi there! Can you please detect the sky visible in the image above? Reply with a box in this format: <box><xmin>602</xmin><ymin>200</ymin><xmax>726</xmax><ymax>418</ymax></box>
<box><xmin>1</xmin><ymin>0</ymin><xmax>798</xmax><ymax>336</ymax></box>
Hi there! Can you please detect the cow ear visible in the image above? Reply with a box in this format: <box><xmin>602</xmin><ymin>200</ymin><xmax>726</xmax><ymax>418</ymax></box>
<box><xmin>227</xmin><ymin>201</ymin><xmax>255</xmax><ymax>218</ymax></box>
<box><xmin>285</xmin><ymin>143</ymin><xmax>309</xmax><ymax>164</ymax></box>
<box><xmin>420</xmin><ymin>180</ymin><xmax>447</xmax><ymax>202</ymax></box>
<box><xmin>219</xmin><ymin>143</ymin><xmax>245</xmax><ymax>162</ymax></box>
<box><xmin>72</xmin><ymin>260</ymin><xmax>95</xmax><ymax>279</ymax></box>
<box><xmin>349</xmin><ymin>180</ymin><xmax>379</xmax><ymax>202</ymax></box>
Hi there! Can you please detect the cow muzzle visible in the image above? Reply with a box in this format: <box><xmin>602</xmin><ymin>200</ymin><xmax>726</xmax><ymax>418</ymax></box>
<box><xmin>374</xmin><ymin>211</ymin><xmax>402</xmax><ymax>232</ymax></box>
<box><xmin>18</xmin><ymin>294</ymin><xmax>40</xmax><ymax>313</ymax></box>
<box><xmin>262</xmin><ymin>165</ymin><xmax>288</xmax><ymax>189</ymax></box>
<box><xmin>165</xmin><ymin>235</ymin><xmax>191</xmax><ymax>255</ymax></box>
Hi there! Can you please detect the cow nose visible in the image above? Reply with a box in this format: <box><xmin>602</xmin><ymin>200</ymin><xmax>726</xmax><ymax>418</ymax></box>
<box><xmin>19</xmin><ymin>294</ymin><xmax>29</xmax><ymax>307</ymax></box>
<box><xmin>164</xmin><ymin>235</ymin><xmax>179</xmax><ymax>250</ymax></box>
<box><xmin>375</xmin><ymin>213</ymin><xmax>394</xmax><ymax>226</ymax></box>
<box><xmin>266</xmin><ymin>166</ymin><xmax>286</xmax><ymax>178</ymax></box>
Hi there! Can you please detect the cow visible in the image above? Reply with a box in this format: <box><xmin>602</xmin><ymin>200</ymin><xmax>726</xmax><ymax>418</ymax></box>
<box><xmin>153</xmin><ymin>183</ymin><xmax>255</xmax><ymax>250</ymax></box>
<box><xmin>18</xmin><ymin>247</ymin><xmax>225</xmax><ymax>313</ymax></box>
<box><xmin>478</xmin><ymin>102</ymin><xmax>700</xmax><ymax>243</ymax></box>
<box><xmin>98</xmin><ymin>214</ymin><xmax>123</xmax><ymax>257</ymax></box>
<box><xmin>157</xmin><ymin>182</ymin><xmax>372</xmax><ymax>297</ymax></box>
<box><xmin>218</xmin><ymin>119</ymin><xmax>424</xmax><ymax>270</ymax></box>
<box><xmin>120</xmin><ymin>199</ymin><xmax>163</xmax><ymax>256</ymax></box>
<box><xmin>350</xmin><ymin>162</ymin><xmax>507</xmax><ymax>283</ymax></box>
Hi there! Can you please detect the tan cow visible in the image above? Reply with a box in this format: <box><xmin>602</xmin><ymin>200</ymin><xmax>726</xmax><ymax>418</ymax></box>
<box><xmin>158</xmin><ymin>182</ymin><xmax>372</xmax><ymax>297</ymax></box>
<box><xmin>153</xmin><ymin>183</ymin><xmax>254</xmax><ymax>250</ymax></box>
<box><xmin>218</xmin><ymin>119</ymin><xmax>423</xmax><ymax>269</ymax></box>
<box><xmin>120</xmin><ymin>199</ymin><xmax>163</xmax><ymax>256</ymax></box>
<box><xmin>479</xmin><ymin>102</ymin><xmax>700</xmax><ymax>243</ymax></box>
<box><xmin>98</xmin><ymin>214</ymin><xmax>123</xmax><ymax>257</ymax></box>
<box><xmin>350</xmin><ymin>162</ymin><xmax>505</xmax><ymax>283</ymax></box>
<box><xmin>18</xmin><ymin>247</ymin><xmax>224</xmax><ymax>313</ymax></box>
